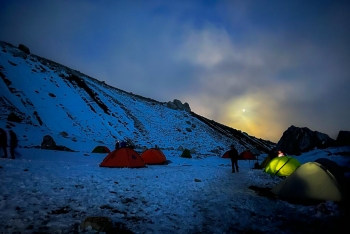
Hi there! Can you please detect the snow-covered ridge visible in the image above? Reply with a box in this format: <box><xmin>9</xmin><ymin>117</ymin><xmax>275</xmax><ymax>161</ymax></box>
<box><xmin>0</xmin><ymin>41</ymin><xmax>275</xmax><ymax>154</ymax></box>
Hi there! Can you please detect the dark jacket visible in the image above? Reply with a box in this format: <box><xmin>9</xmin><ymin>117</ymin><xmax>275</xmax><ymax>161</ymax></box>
<box><xmin>0</xmin><ymin>128</ymin><xmax>7</xmax><ymax>147</ymax></box>
<box><xmin>9</xmin><ymin>130</ymin><xmax>18</xmax><ymax>148</ymax></box>
<box><xmin>229</xmin><ymin>147</ymin><xmax>239</xmax><ymax>160</ymax></box>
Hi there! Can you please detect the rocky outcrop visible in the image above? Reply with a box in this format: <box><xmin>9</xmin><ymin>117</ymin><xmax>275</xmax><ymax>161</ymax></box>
<box><xmin>336</xmin><ymin>131</ymin><xmax>350</xmax><ymax>146</ymax></box>
<box><xmin>18</xmin><ymin>44</ymin><xmax>30</xmax><ymax>54</ymax></box>
<box><xmin>276</xmin><ymin>125</ymin><xmax>336</xmax><ymax>155</ymax></box>
<box><xmin>80</xmin><ymin>216</ymin><xmax>113</xmax><ymax>232</ymax></box>
<box><xmin>167</xmin><ymin>99</ymin><xmax>191</xmax><ymax>112</ymax></box>
<box><xmin>41</xmin><ymin>135</ymin><xmax>57</xmax><ymax>150</ymax></box>
<box><xmin>40</xmin><ymin>135</ymin><xmax>74</xmax><ymax>151</ymax></box>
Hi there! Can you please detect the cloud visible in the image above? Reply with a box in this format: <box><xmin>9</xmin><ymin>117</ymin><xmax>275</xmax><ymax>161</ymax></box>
<box><xmin>1</xmin><ymin>0</ymin><xmax>349</xmax><ymax>142</ymax></box>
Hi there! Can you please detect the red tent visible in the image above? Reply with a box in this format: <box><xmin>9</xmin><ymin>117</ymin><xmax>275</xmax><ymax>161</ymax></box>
<box><xmin>99</xmin><ymin>148</ymin><xmax>145</xmax><ymax>168</ymax></box>
<box><xmin>141</xmin><ymin>148</ymin><xmax>167</xmax><ymax>164</ymax></box>
<box><xmin>221</xmin><ymin>150</ymin><xmax>230</xmax><ymax>158</ymax></box>
<box><xmin>239</xmin><ymin>151</ymin><xmax>257</xmax><ymax>160</ymax></box>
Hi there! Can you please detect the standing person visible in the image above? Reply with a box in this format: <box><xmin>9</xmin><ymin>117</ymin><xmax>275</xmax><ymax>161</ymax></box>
<box><xmin>115</xmin><ymin>140</ymin><xmax>120</xmax><ymax>150</ymax></box>
<box><xmin>229</xmin><ymin>144</ymin><xmax>239</xmax><ymax>173</ymax></box>
<box><xmin>9</xmin><ymin>130</ymin><xmax>18</xmax><ymax>159</ymax></box>
<box><xmin>0</xmin><ymin>128</ymin><xmax>8</xmax><ymax>158</ymax></box>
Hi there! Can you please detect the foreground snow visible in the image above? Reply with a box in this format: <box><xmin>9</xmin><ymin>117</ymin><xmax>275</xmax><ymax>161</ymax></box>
<box><xmin>0</xmin><ymin>147</ymin><xmax>349</xmax><ymax>234</ymax></box>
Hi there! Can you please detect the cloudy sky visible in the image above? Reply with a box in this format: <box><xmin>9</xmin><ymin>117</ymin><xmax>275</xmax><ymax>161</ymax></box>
<box><xmin>0</xmin><ymin>0</ymin><xmax>349</xmax><ymax>142</ymax></box>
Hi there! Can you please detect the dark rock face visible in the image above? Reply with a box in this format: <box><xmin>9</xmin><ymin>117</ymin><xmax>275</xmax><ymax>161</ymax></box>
<box><xmin>336</xmin><ymin>131</ymin><xmax>350</xmax><ymax>146</ymax></box>
<box><xmin>41</xmin><ymin>135</ymin><xmax>57</xmax><ymax>150</ymax></box>
<box><xmin>276</xmin><ymin>125</ymin><xmax>336</xmax><ymax>155</ymax></box>
<box><xmin>18</xmin><ymin>44</ymin><xmax>30</xmax><ymax>54</ymax></box>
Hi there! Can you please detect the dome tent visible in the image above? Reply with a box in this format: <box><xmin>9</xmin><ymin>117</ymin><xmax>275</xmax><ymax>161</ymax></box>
<box><xmin>264</xmin><ymin>156</ymin><xmax>301</xmax><ymax>177</ymax></box>
<box><xmin>92</xmin><ymin>146</ymin><xmax>110</xmax><ymax>153</ymax></box>
<box><xmin>141</xmin><ymin>148</ymin><xmax>167</xmax><ymax>165</ymax></box>
<box><xmin>221</xmin><ymin>150</ymin><xmax>230</xmax><ymax>158</ymax></box>
<box><xmin>260</xmin><ymin>149</ymin><xmax>278</xmax><ymax>168</ymax></box>
<box><xmin>271</xmin><ymin>160</ymin><xmax>347</xmax><ymax>202</ymax></box>
<box><xmin>181</xmin><ymin>149</ymin><xmax>192</xmax><ymax>158</ymax></box>
<box><xmin>239</xmin><ymin>151</ymin><xmax>256</xmax><ymax>160</ymax></box>
<box><xmin>99</xmin><ymin>148</ymin><xmax>145</xmax><ymax>168</ymax></box>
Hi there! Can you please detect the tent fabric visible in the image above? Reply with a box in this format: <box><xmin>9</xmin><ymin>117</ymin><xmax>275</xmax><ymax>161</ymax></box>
<box><xmin>314</xmin><ymin>158</ymin><xmax>348</xmax><ymax>189</ymax></box>
<box><xmin>239</xmin><ymin>151</ymin><xmax>257</xmax><ymax>160</ymax></box>
<box><xmin>141</xmin><ymin>148</ymin><xmax>167</xmax><ymax>164</ymax></box>
<box><xmin>92</xmin><ymin>146</ymin><xmax>110</xmax><ymax>153</ymax></box>
<box><xmin>99</xmin><ymin>148</ymin><xmax>145</xmax><ymax>168</ymax></box>
<box><xmin>271</xmin><ymin>162</ymin><xmax>346</xmax><ymax>202</ymax></box>
<box><xmin>260</xmin><ymin>150</ymin><xmax>278</xmax><ymax>168</ymax></box>
<box><xmin>181</xmin><ymin>149</ymin><xmax>192</xmax><ymax>158</ymax></box>
<box><xmin>221</xmin><ymin>151</ymin><xmax>230</xmax><ymax>158</ymax></box>
<box><xmin>264</xmin><ymin>156</ymin><xmax>301</xmax><ymax>177</ymax></box>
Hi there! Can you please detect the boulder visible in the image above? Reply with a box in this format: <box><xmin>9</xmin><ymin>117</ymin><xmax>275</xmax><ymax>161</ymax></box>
<box><xmin>173</xmin><ymin>99</ymin><xmax>183</xmax><ymax>109</ymax></box>
<box><xmin>336</xmin><ymin>131</ymin><xmax>350</xmax><ymax>146</ymax></box>
<box><xmin>183</xmin><ymin>102</ymin><xmax>191</xmax><ymax>112</ymax></box>
<box><xmin>80</xmin><ymin>216</ymin><xmax>112</xmax><ymax>232</ymax></box>
<box><xmin>41</xmin><ymin>135</ymin><xmax>56</xmax><ymax>150</ymax></box>
<box><xmin>276</xmin><ymin>125</ymin><xmax>336</xmax><ymax>155</ymax></box>
<box><xmin>167</xmin><ymin>99</ymin><xmax>191</xmax><ymax>112</ymax></box>
<box><xmin>167</xmin><ymin>101</ymin><xmax>178</xmax><ymax>110</ymax></box>
<box><xmin>18</xmin><ymin>44</ymin><xmax>30</xmax><ymax>54</ymax></box>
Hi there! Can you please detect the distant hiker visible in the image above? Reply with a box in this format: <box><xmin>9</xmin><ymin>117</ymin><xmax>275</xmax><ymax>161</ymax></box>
<box><xmin>229</xmin><ymin>144</ymin><xmax>239</xmax><ymax>173</ymax></box>
<box><xmin>9</xmin><ymin>130</ymin><xmax>18</xmax><ymax>159</ymax></box>
<box><xmin>0</xmin><ymin>128</ymin><xmax>8</xmax><ymax>158</ymax></box>
<box><xmin>155</xmin><ymin>144</ymin><xmax>158</xmax><ymax>149</ymax></box>
<box><xmin>120</xmin><ymin>141</ymin><xmax>126</xmax><ymax>148</ymax></box>
<box><xmin>115</xmin><ymin>140</ymin><xmax>120</xmax><ymax>150</ymax></box>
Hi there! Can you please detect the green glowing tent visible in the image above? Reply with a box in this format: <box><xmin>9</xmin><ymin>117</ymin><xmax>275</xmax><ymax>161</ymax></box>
<box><xmin>264</xmin><ymin>156</ymin><xmax>301</xmax><ymax>177</ymax></box>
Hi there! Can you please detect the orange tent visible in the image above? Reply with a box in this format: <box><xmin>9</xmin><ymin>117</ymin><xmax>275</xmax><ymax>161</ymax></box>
<box><xmin>239</xmin><ymin>151</ymin><xmax>256</xmax><ymax>160</ymax></box>
<box><xmin>141</xmin><ymin>148</ymin><xmax>167</xmax><ymax>164</ymax></box>
<box><xmin>221</xmin><ymin>150</ymin><xmax>230</xmax><ymax>158</ymax></box>
<box><xmin>99</xmin><ymin>148</ymin><xmax>145</xmax><ymax>168</ymax></box>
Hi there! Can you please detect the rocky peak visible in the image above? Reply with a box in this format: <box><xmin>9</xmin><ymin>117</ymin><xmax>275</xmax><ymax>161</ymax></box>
<box><xmin>276</xmin><ymin>125</ymin><xmax>336</xmax><ymax>155</ymax></box>
<box><xmin>167</xmin><ymin>99</ymin><xmax>191</xmax><ymax>112</ymax></box>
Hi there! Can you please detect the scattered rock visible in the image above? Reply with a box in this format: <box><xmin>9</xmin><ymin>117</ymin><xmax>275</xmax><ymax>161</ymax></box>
<box><xmin>80</xmin><ymin>216</ymin><xmax>113</xmax><ymax>232</ymax></box>
<box><xmin>41</xmin><ymin>135</ymin><xmax>56</xmax><ymax>150</ymax></box>
<box><xmin>7</xmin><ymin>112</ymin><xmax>23</xmax><ymax>123</ymax></box>
<box><xmin>167</xmin><ymin>99</ymin><xmax>191</xmax><ymax>112</ymax></box>
<box><xmin>18</xmin><ymin>44</ymin><xmax>30</xmax><ymax>54</ymax></box>
<box><xmin>336</xmin><ymin>131</ymin><xmax>350</xmax><ymax>146</ymax></box>
<box><xmin>60</xmin><ymin>131</ymin><xmax>68</xmax><ymax>137</ymax></box>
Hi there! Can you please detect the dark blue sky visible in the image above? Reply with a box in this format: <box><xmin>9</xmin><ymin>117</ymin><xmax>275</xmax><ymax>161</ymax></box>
<box><xmin>0</xmin><ymin>0</ymin><xmax>349</xmax><ymax>142</ymax></box>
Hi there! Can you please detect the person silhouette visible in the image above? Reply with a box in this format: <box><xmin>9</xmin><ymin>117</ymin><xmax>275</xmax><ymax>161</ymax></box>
<box><xmin>0</xmin><ymin>128</ymin><xmax>8</xmax><ymax>158</ymax></box>
<box><xmin>9</xmin><ymin>130</ymin><xmax>18</xmax><ymax>159</ymax></box>
<box><xmin>229</xmin><ymin>144</ymin><xmax>239</xmax><ymax>173</ymax></box>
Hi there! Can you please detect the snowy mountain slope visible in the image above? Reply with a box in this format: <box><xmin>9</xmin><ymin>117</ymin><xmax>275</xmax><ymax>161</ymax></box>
<box><xmin>0</xmin><ymin>41</ymin><xmax>275</xmax><ymax>154</ymax></box>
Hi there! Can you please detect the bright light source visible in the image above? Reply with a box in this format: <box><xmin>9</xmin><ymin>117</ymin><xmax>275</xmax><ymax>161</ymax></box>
<box><xmin>242</xmin><ymin>109</ymin><xmax>246</xmax><ymax>112</ymax></box>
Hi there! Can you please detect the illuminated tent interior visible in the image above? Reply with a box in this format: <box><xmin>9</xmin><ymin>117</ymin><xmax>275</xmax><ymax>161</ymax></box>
<box><xmin>271</xmin><ymin>161</ymin><xmax>347</xmax><ymax>202</ymax></box>
<box><xmin>264</xmin><ymin>156</ymin><xmax>301</xmax><ymax>177</ymax></box>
